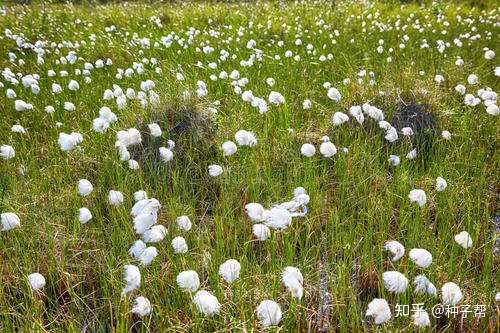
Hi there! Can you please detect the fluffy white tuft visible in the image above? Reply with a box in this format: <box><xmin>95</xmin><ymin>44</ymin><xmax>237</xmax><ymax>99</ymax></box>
<box><xmin>366</xmin><ymin>298</ymin><xmax>391</xmax><ymax>324</ymax></box>
<box><xmin>252</xmin><ymin>224</ymin><xmax>270</xmax><ymax>240</ymax></box>
<box><xmin>78</xmin><ymin>179</ymin><xmax>93</xmax><ymax>196</ymax></box>
<box><xmin>172</xmin><ymin>236</ymin><xmax>188</xmax><ymax>254</ymax></box>
<box><xmin>176</xmin><ymin>270</ymin><xmax>200</xmax><ymax>292</ymax></box>
<box><xmin>245</xmin><ymin>203</ymin><xmax>265</xmax><ymax>222</ymax></box>
<box><xmin>441</xmin><ymin>282</ymin><xmax>463</xmax><ymax>305</ymax></box>
<box><xmin>141</xmin><ymin>225</ymin><xmax>167</xmax><ymax>243</ymax></box>
<box><xmin>1</xmin><ymin>212</ymin><xmax>21</xmax><ymax>231</ymax></box>
<box><xmin>108</xmin><ymin>190</ymin><xmax>124</xmax><ymax>206</ymax></box>
<box><xmin>408</xmin><ymin>189</ymin><xmax>426</xmax><ymax>206</ymax></box>
<box><xmin>176</xmin><ymin>215</ymin><xmax>192</xmax><ymax>231</ymax></box>
<box><xmin>384</xmin><ymin>240</ymin><xmax>405</xmax><ymax>261</ymax></box>
<box><xmin>382</xmin><ymin>271</ymin><xmax>408</xmax><ymax>294</ymax></box>
<box><xmin>409</xmin><ymin>248</ymin><xmax>433</xmax><ymax>268</ymax></box>
<box><xmin>218</xmin><ymin>259</ymin><xmax>241</xmax><ymax>283</ymax></box>
<box><xmin>122</xmin><ymin>265</ymin><xmax>141</xmax><ymax>295</ymax></box>
<box><xmin>28</xmin><ymin>272</ymin><xmax>46</xmax><ymax>291</ymax></box>
<box><xmin>282</xmin><ymin>266</ymin><xmax>304</xmax><ymax>300</ymax></box>
<box><xmin>256</xmin><ymin>300</ymin><xmax>282</xmax><ymax>327</ymax></box>
<box><xmin>193</xmin><ymin>290</ymin><xmax>221</xmax><ymax>316</ymax></box>
<box><xmin>454</xmin><ymin>231</ymin><xmax>472</xmax><ymax>249</ymax></box>
<box><xmin>131</xmin><ymin>296</ymin><xmax>152</xmax><ymax>317</ymax></box>
<box><xmin>78</xmin><ymin>208</ymin><xmax>92</xmax><ymax>224</ymax></box>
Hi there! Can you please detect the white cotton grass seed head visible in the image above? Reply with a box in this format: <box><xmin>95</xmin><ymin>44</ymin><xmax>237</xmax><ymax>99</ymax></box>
<box><xmin>413</xmin><ymin>275</ymin><xmax>437</xmax><ymax>297</ymax></box>
<box><xmin>434</xmin><ymin>74</ymin><xmax>445</xmax><ymax>84</ymax></box>
<box><xmin>177</xmin><ymin>215</ymin><xmax>192</xmax><ymax>231</ymax></box>
<box><xmin>235</xmin><ymin>130</ymin><xmax>257</xmax><ymax>146</ymax></box>
<box><xmin>58</xmin><ymin>132</ymin><xmax>83</xmax><ymax>151</ymax></box>
<box><xmin>484</xmin><ymin>50</ymin><xmax>495</xmax><ymax>60</ymax></box>
<box><xmin>11</xmin><ymin>124</ymin><xmax>26</xmax><ymax>134</ymax></box>
<box><xmin>245</xmin><ymin>203</ymin><xmax>265</xmax><ymax>222</ymax></box>
<box><xmin>128</xmin><ymin>160</ymin><xmax>139</xmax><ymax>170</ymax></box>
<box><xmin>266</xmin><ymin>77</ymin><xmax>275</xmax><ymax>87</ymax></box>
<box><xmin>108</xmin><ymin>190</ymin><xmax>124</xmax><ymax>206</ymax></box>
<box><xmin>122</xmin><ymin>264</ymin><xmax>141</xmax><ymax>295</ymax></box>
<box><xmin>78</xmin><ymin>179</ymin><xmax>93</xmax><ymax>196</ymax></box>
<box><xmin>401</xmin><ymin>127</ymin><xmax>414</xmax><ymax>136</ymax></box>
<box><xmin>131</xmin><ymin>198</ymin><xmax>160</xmax><ymax>217</ymax></box>
<box><xmin>454</xmin><ymin>231</ymin><xmax>473</xmax><ymax>249</ymax></box>
<box><xmin>99</xmin><ymin>107</ymin><xmax>117</xmax><ymax>123</ymax></box>
<box><xmin>303</xmin><ymin>99</ymin><xmax>312</xmax><ymax>109</ymax></box>
<box><xmin>409</xmin><ymin>248</ymin><xmax>433</xmax><ymax>268</ymax></box>
<box><xmin>300</xmin><ymin>143</ymin><xmax>316</xmax><ymax>157</ymax></box>
<box><xmin>1</xmin><ymin>212</ymin><xmax>21</xmax><ymax>231</ymax></box>
<box><xmin>148</xmin><ymin>123</ymin><xmax>162</xmax><ymax>137</ymax></box>
<box><xmin>385</xmin><ymin>127</ymin><xmax>398</xmax><ymax>142</ymax></box>
<box><xmin>268</xmin><ymin>91</ymin><xmax>285</xmax><ymax>105</ymax></box>
<box><xmin>93</xmin><ymin>118</ymin><xmax>109</xmax><ymax>133</ymax></box>
<box><xmin>256</xmin><ymin>300</ymin><xmax>282</xmax><ymax>327</ymax></box>
<box><xmin>63</xmin><ymin>102</ymin><xmax>75</xmax><ymax>111</ymax></box>
<box><xmin>132</xmin><ymin>296</ymin><xmax>152</xmax><ymax>317</ymax></box>
<box><xmin>408</xmin><ymin>189</ymin><xmax>426</xmax><ymax>207</ymax></box>
<box><xmin>467</xmin><ymin>74</ymin><xmax>478</xmax><ymax>85</ymax></box>
<box><xmin>441</xmin><ymin>130</ymin><xmax>451</xmax><ymax>140</ymax></box>
<box><xmin>412</xmin><ymin>310</ymin><xmax>431</xmax><ymax>327</ymax></box>
<box><xmin>142</xmin><ymin>225</ymin><xmax>167</xmax><ymax>243</ymax></box>
<box><xmin>193</xmin><ymin>290</ymin><xmax>221</xmax><ymax>316</ymax></box>
<box><xmin>455</xmin><ymin>84</ymin><xmax>466</xmax><ymax>95</ymax></box>
<box><xmin>172</xmin><ymin>236</ymin><xmax>188</xmax><ymax>254</ymax></box>
<box><xmin>282</xmin><ymin>266</ymin><xmax>303</xmax><ymax>285</ymax></box>
<box><xmin>382</xmin><ymin>271</ymin><xmax>408</xmax><ymax>294</ymax></box>
<box><xmin>28</xmin><ymin>272</ymin><xmax>46</xmax><ymax>291</ymax></box>
<box><xmin>331</xmin><ymin>112</ymin><xmax>349</xmax><ymax>126</ymax></box>
<box><xmin>388</xmin><ymin>155</ymin><xmax>400</xmax><ymax>166</ymax></box>
<box><xmin>129</xmin><ymin>240</ymin><xmax>146</xmax><ymax>259</ymax></box>
<box><xmin>78</xmin><ymin>208</ymin><xmax>92</xmax><ymax>224</ymax></box>
<box><xmin>208</xmin><ymin>164</ymin><xmax>223</xmax><ymax>177</ymax></box>
<box><xmin>221</xmin><ymin>141</ymin><xmax>237</xmax><ymax>156</ymax></box>
<box><xmin>441</xmin><ymin>282</ymin><xmax>463</xmax><ymax>305</ymax></box>
<box><xmin>137</xmin><ymin>246</ymin><xmax>157</xmax><ymax>266</ymax></box>
<box><xmin>436</xmin><ymin>177</ymin><xmax>447</xmax><ymax>192</ymax></box>
<box><xmin>133</xmin><ymin>212</ymin><xmax>157</xmax><ymax>234</ymax></box>
<box><xmin>264</xmin><ymin>207</ymin><xmax>292</xmax><ymax>230</ymax></box>
<box><xmin>133</xmin><ymin>191</ymin><xmax>148</xmax><ymax>202</ymax></box>
<box><xmin>349</xmin><ymin>105</ymin><xmax>364</xmax><ymax>124</ymax></box>
<box><xmin>159</xmin><ymin>147</ymin><xmax>174</xmax><ymax>163</ymax></box>
<box><xmin>282</xmin><ymin>266</ymin><xmax>304</xmax><ymax>300</ymax></box>
<box><xmin>327</xmin><ymin>87</ymin><xmax>341</xmax><ymax>102</ymax></box>
<box><xmin>15</xmin><ymin>100</ymin><xmax>33</xmax><ymax>111</ymax></box>
<box><xmin>384</xmin><ymin>240</ymin><xmax>405</xmax><ymax>261</ymax></box>
<box><xmin>486</xmin><ymin>104</ymin><xmax>499</xmax><ymax>116</ymax></box>
<box><xmin>252</xmin><ymin>224</ymin><xmax>270</xmax><ymax>240</ymax></box>
<box><xmin>116</xmin><ymin>128</ymin><xmax>141</xmax><ymax>147</ymax></box>
<box><xmin>218</xmin><ymin>259</ymin><xmax>241</xmax><ymax>283</ymax></box>
<box><xmin>0</xmin><ymin>145</ymin><xmax>15</xmax><ymax>160</ymax></box>
<box><xmin>406</xmin><ymin>148</ymin><xmax>417</xmax><ymax>160</ymax></box>
<box><xmin>176</xmin><ymin>270</ymin><xmax>200</xmax><ymax>292</ymax></box>
<box><xmin>366</xmin><ymin>298</ymin><xmax>391</xmax><ymax>324</ymax></box>
<box><xmin>319</xmin><ymin>141</ymin><xmax>337</xmax><ymax>158</ymax></box>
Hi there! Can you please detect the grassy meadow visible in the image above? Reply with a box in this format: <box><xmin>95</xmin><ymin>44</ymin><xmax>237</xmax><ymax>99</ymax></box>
<box><xmin>0</xmin><ymin>0</ymin><xmax>499</xmax><ymax>331</ymax></box>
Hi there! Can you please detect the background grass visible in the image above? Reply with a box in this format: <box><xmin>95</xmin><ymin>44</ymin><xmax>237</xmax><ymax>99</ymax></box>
<box><xmin>0</xmin><ymin>0</ymin><xmax>498</xmax><ymax>331</ymax></box>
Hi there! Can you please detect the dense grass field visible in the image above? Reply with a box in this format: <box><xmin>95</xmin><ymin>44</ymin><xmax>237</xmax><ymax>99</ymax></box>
<box><xmin>0</xmin><ymin>0</ymin><xmax>499</xmax><ymax>331</ymax></box>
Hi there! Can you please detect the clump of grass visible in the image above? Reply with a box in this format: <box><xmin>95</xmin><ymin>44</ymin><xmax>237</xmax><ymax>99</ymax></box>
<box><xmin>130</xmin><ymin>101</ymin><xmax>220</xmax><ymax>215</ymax></box>
<box><xmin>392</xmin><ymin>101</ymin><xmax>437</xmax><ymax>168</ymax></box>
